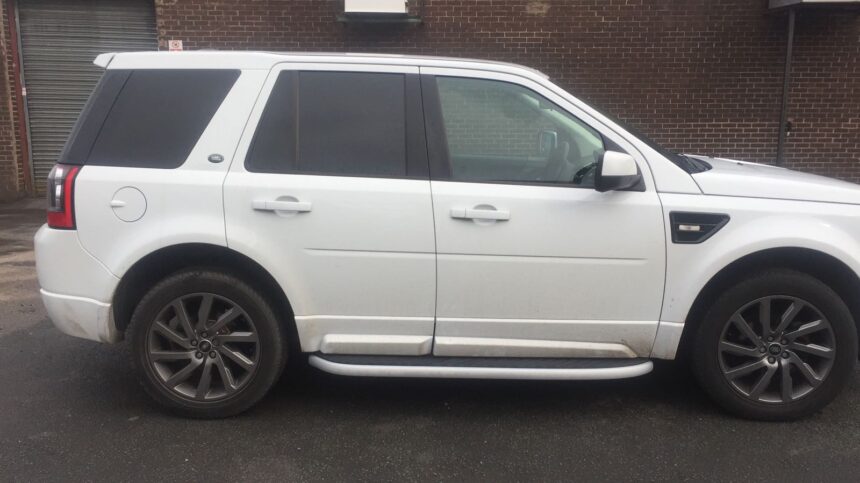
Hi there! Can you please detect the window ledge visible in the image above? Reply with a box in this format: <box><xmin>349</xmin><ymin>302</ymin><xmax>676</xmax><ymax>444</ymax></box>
<box><xmin>336</xmin><ymin>14</ymin><xmax>423</xmax><ymax>24</ymax></box>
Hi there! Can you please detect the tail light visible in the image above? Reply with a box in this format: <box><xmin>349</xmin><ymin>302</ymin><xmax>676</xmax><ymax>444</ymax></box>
<box><xmin>46</xmin><ymin>164</ymin><xmax>81</xmax><ymax>229</ymax></box>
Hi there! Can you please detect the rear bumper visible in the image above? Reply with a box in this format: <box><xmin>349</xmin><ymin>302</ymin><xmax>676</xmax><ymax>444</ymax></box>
<box><xmin>40</xmin><ymin>289</ymin><xmax>118</xmax><ymax>343</ymax></box>
<box><xmin>34</xmin><ymin>225</ymin><xmax>120</xmax><ymax>343</ymax></box>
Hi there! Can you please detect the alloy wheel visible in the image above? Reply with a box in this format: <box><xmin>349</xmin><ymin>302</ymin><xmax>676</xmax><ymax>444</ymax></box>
<box><xmin>145</xmin><ymin>293</ymin><xmax>260</xmax><ymax>401</ymax></box>
<box><xmin>718</xmin><ymin>296</ymin><xmax>835</xmax><ymax>404</ymax></box>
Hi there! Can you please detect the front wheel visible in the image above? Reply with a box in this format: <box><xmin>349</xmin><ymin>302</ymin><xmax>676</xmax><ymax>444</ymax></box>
<box><xmin>692</xmin><ymin>269</ymin><xmax>857</xmax><ymax>421</ymax></box>
<box><xmin>128</xmin><ymin>270</ymin><xmax>287</xmax><ymax>418</ymax></box>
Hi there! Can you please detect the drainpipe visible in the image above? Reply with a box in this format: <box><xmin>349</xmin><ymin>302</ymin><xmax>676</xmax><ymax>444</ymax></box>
<box><xmin>6</xmin><ymin>0</ymin><xmax>32</xmax><ymax>194</ymax></box>
<box><xmin>775</xmin><ymin>7</ymin><xmax>795</xmax><ymax>167</ymax></box>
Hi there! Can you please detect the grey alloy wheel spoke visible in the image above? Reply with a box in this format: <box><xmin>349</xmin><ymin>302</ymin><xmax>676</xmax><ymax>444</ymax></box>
<box><xmin>208</xmin><ymin>307</ymin><xmax>242</xmax><ymax>334</ymax></box>
<box><xmin>164</xmin><ymin>357</ymin><xmax>203</xmax><ymax>388</ymax></box>
<box><xmin>173</xmin><ymin>300</ymin><xmax>195</xmax><ymax>339</ymax></box>
<box><xmin>719</xmin><ymin>341</ymin><xmax>761</xmax><ymax>358</ymax></box>
<box><xmin>748</xmin><ymin>362</ymin><xmax>778</xmax><ymax>399</ymax></box>
<box><xmin>772</xmin><ymin>301</ymin><xmax>801</xmax><ymax>337</ymax></box>
<box><xmin>217</xmin><ymin>345</ymin><xmax>255</xmax><ymax>371</ymax></box>
<box><xmin>196</xmin><ymin>294</ymin><xmax>214</xmax><ymax>332</ymax></box>
<box><xmin>196</xmin><ymin>359</ymin><xmax>214</xmax><ymax>400</ymax></box>
<box><xmin>784</xmin><ymin>320</ymin><xmax>827</xmax><ymax>340</ymax></box>
<box><xmin>150</xmin><ymin>350</ymin><xmax>194</xmax><ymax>361</ymax></box>
<box><xmin>719</xmin><ymin>296</ymin><xmax>835</xmax><ymax>404</ymax></box>
<box><xmin>725</xmin><ymin>359</ymin><xmax>768</xmax><ymax>380</ymax></box>
<box><xmin>788</xmin><ymin>342</ymin><xmax>834</xmax><ymax>359</ymax></box>
<box><xmin>146</xmin><ymin>293</ymin><xmax>259</xmax><ymax>402</ymax></box>
<box><xmin>153</xmin><ymin>321</ymin><xmax>192</xmax><ymax>350</ymax></box>
<box><xmin>780</xmin><ymin>358</ymin><xmax>793</xmax><ymax>402</ymax></box>
<box><xmin>759</xmin><ymin>298</ymin><xmax>772</xmax><ymax>338</ymax></box>
<box><xmin>214</xmin><ymin>353</ymin><xmax>238</xmax><ymax>393</ymax></box>
<box><xmin>217</xmin><ymin>331</ymin><xmax>259</xmax><ymax>343</ymax></box>
<box><xmin>731</xmin><ymin>314</ymin><xmax>763</xmax><ymax>347</ymax></box>
<box><xmin>789</xmin><ymin>352</ymin><xmax>822</xmax><ymax>387</ymax></box>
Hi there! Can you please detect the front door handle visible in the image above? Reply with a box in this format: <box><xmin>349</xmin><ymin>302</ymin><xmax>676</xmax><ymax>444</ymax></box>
<box><xmin>450</xmin><ymin>207</ymin><xmax>510</xmax><ymax>221</ymax></box>
<box><xmin>251</xmin><ymin>199</ymin><xmax>313</xmax><ymax>213</ymax></box>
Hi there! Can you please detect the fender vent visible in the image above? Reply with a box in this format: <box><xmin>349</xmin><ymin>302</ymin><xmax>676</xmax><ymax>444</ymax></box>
<box><xmin>670</xmin><ymin>212</ymin><xmax>730</xmax><ymax>244</ymax></box>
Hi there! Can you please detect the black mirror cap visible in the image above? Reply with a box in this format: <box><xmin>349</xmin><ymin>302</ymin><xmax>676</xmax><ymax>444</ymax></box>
<box><xmin>594</xmin><ymin>153</ymin><xmax>645</xmax><ymax>193</ymax></box>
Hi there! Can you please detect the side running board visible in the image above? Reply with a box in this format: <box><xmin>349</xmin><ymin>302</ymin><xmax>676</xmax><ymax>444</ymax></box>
<box><xmin>308</xmin><ymin>354</ymin><xmax>653</xmax><ymax>381</ymax></box>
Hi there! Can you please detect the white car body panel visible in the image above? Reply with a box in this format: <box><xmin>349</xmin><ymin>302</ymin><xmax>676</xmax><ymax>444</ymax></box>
<box><xmin>223</xmin><ymin>173</ymin><xmax>438</xmax><ymax>354</ymax></box>
<box><xmin>659</xmin><ymin>193</ymin><xmax>860</xmax><ymax>326</ymax></box>
<box><xmin>430</xmin><ymin>181</ymin><xmax>665</xmax><ymax>357</ymax></box>
<box><xmin>34</xmin><ymin>226</ymin><xmax>119</xmax><ymax>342</ymax></box>
<box><xmin>691</xmin><ymin>156</ymin><xmax>860</xmax><ymax>204</ymax></box>
<box><xmin>34</xmin><ymin>226</ymin><xmax>118</xmax><ymax>301</ymax></box>
<box><xmin>433</xmin><ymin>335</ymin><xmax>639</xmax><ymax>358</ymax></box>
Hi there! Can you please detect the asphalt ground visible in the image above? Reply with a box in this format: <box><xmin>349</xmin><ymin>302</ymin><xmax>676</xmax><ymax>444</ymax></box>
<box><xmin>1</xmin><ymin>198</ymin><xmax>858</xmax><ymax>482</ymax></box>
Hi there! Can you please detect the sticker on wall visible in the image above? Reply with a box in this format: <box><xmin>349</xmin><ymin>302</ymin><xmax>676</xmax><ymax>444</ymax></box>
<box><xmin>168</xmin><ymin>40</ymin><xmax>183</xmax><ymax>52</ymax></box>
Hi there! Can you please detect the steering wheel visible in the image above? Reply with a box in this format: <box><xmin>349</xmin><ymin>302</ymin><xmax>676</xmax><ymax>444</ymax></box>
<box><xmin>572</xmin><ymin>162</ymin><xmax>598</xmax><ymax>185</ymax></box>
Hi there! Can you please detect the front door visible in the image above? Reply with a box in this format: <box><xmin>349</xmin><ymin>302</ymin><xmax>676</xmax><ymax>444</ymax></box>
<box><xmin>422</xmin><ymin>71</ymin><xmax>666</xmax><ymax>358</ymax></box>
<box><xmin>224</xmin><ymin>65</ymin><xmax>436</xmax><ymax>356</ymax></box>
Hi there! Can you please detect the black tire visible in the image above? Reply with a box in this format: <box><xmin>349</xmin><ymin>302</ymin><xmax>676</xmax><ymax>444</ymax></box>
<box><xmin>128</xmin><ymin>269</ymin><xmax>287</xmax><ymax>418</ymax></box>
<box><xmin>692</xmin><ymin>269</ymin><xmax>857</xmax><ymax>421</ymax></box>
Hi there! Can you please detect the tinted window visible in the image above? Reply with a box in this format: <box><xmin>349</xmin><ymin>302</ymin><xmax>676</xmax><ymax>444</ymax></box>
<box><xmin>436</xmin><ymin>77</ymin><xmax>606</xmax><ymax>187</ymax></box>
<box><xmin>59</xmin><ymin>70</ymin><xmax>131</xmax><ymax>165</ymax></box>
<box><xmin>244</xmin><ymin>72</ymin><xmax>297</xmax><ymax>174</ymax></box>
<box><xmin>87</xmin><ymin>69</ymin><xmax>239</xmax><ymax>168</ymax></box>
<box><xmin>246</xmin><ymin>71</ymin><xmax>407</xmax><ymax>177</ymax></box>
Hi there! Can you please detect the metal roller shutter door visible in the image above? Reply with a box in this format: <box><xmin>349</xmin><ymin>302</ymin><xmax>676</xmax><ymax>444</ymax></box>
<box><xmin>18</xmin><ymin>0</ymin><xmax>157</xmax><ymax>192</ymax></box>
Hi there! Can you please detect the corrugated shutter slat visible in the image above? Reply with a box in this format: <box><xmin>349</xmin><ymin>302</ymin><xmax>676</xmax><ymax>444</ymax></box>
<box><xmin>18</xmin><ymin>0</ymin><xmax>157</xmax><ymax>193</ymax></box>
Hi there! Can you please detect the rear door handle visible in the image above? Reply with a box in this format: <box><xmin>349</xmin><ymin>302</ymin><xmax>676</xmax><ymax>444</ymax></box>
<box><xmin>251</xmin><ymin>199</ymin><xmax>313</xmax><ymax>213</ymax></box>
<box><xmin>450</xmin><ymin>207</ymin><xmax>510</xmax><ymax>221</ymax></box>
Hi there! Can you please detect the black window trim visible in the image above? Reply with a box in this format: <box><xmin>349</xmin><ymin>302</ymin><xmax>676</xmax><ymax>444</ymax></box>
<box><xmin>244</xmin><ymin>70</ymin><xmax>430</xmax><ymax>181</ymax></box>
<box><xmin>421</xmin><ymin>73</ymin><xmax>646</xmax><ymax>191</ymax></box>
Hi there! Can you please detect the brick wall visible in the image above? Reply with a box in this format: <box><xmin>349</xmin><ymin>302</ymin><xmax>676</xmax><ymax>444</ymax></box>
<box><xmin>0</xmin><ymin>0</ymin><xmax>22</xmax><ymax>201</ymax></box>
<box><xmin>0</xmin><ymin>0</ymin><xmax>855</xmax><ymax>199</ymax></box>
<box><xmin>155</xmin><ymin>0</ymin><xmax>859</xmax><ymax>181</ymax></box>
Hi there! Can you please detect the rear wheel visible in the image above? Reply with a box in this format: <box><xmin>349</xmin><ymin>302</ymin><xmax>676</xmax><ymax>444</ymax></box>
<box><xmin>128</xmin><ymin>270</ymin><xmax>287</xmax><ymax>418</ymax></box>
<box><xmin>692</xmin><ymin>269</ymin><xmax>857</xmax><ymax>421</ymax></box>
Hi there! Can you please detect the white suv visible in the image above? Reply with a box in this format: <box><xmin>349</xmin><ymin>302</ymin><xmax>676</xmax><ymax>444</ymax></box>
<box><xmin>35</xmin><ymin>52</ymin><xmax>859</xmax><ymax>419</ymax></box>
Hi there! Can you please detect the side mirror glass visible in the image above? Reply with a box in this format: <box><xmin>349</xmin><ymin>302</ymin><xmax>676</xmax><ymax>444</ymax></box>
<box><xmin>594</xmin><ymin>151</ymin><xmax>642</xmax><ymax>193</ymax></box>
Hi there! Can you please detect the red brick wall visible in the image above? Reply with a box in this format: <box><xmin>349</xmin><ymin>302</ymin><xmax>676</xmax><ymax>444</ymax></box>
<box><xmin>154</xmin><ymin>0</ymin><xmax>859</xmax><ymax>181</ymax></box>
<box><xmin>0</xmin><ymin>0</ymin><xmax>855</xmax><ymax>199</ymax></box>
<box><xmin>787</xmin><ymin>10</ymin><xmax>859</xmax><ymax>178</ymax></box>
<box><xmin>0</xmin><ymin>0</ymin><xmax>22</xmax><ymax>201</ymax></box>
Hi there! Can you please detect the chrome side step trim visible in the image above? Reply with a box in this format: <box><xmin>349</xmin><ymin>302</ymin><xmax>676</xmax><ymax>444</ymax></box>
<box><xmin>308</xmin><ymin>355</ymin><xmax>654</xmax><ymax>380</ymax></box>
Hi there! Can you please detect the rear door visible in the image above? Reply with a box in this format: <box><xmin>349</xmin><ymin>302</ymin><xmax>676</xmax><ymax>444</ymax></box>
<box><xmin>223</xmin><ymin>64</ymin><xmax>436</xmax><ymax>356</ymax></box>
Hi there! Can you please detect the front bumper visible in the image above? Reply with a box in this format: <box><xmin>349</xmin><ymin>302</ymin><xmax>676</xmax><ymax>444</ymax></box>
<box><xmin>34</xmin><ymin>225</ymin><xmax>121</xmax><ymax>343</ymax></box>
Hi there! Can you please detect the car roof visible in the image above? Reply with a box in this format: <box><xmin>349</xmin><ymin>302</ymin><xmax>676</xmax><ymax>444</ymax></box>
<box><xmin>96</xmin><ymin>51</ymin><xmax>549</xmax><ymax>80</ymax></box>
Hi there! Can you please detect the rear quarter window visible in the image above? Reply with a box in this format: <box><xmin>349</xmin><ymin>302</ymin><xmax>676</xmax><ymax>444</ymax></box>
<box><xmin>80</xmin><ymin>69</ymin><xmax>239</xmax><ymax>169</ymax></box>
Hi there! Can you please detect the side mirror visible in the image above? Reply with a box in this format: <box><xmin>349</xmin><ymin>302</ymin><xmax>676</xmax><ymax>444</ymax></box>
<box><xmin>594</xmin><ymin>151</ymin><xmax>642</xmax><ymax>193</ymax></box>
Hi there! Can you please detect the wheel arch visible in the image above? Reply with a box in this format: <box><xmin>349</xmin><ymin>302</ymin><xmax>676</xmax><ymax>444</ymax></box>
<box><xmin>112</xmin><ymin>243</ymin><xmax>299</xmax><ymax>351</ymax></box>
<box><xmin>677</xmin><ymin>247</ymin><xmax>860</xmax><ymax>360</ymax></box>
